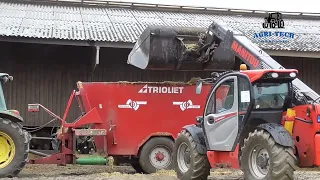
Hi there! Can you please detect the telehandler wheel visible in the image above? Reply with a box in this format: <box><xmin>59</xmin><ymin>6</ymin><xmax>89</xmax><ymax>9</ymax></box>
<box><xmin>139</xmin><ymin>137</ymin><xmax>174</xmax><ymax>174</ymax></box>
<box><xmin>173</xmin><ymin>130</ymin><xmax>210</xmax><ymax>180</ymax></box>
<box><xmin>0</xmin><ymin>118</ymin><xmax>29</xmax><ymax>178</ymax></box>
<box><xmin>240</xmin><ymin>129</ymin><xmax>297</xmax><ymax>180</ymax></box>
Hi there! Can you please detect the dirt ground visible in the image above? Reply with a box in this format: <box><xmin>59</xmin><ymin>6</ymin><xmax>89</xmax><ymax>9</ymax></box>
<box><xmin>2</xmin><ymin>165</ymin><xmax>320</xmax><ymax>180</ymax></box>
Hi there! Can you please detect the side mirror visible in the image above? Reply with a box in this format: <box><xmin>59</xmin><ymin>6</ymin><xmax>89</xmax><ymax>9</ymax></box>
<box><xmin>196</xmin><ymin>81</ymin><xmax>203</xmax><ymax>95</ymax></box>
<box><xmin>196</xmin><ymin>116</ymin><xmax>203</xmax><ymax>123</ymax></box>
<box><xmin>2</xmin><ymin>76</ymin><xmax>9</xmax><ymax>83</ymax></box>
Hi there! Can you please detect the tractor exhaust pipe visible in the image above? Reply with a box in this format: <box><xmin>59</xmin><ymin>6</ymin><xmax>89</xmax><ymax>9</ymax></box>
<box><xmin>127</xmin><ymin>26</ymin><xmax>209</xmax><ymax>71</ymax></box>
<box><xmin>127</xmin><ymin>25</ymin><xmax>236</xmax><ymax>71</ymax></box>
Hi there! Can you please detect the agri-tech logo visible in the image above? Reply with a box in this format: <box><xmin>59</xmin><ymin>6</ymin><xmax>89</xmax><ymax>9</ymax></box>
<box><xmin>253</xmin><ymin>31</ymin><xmax>295</xmax><ymax>43</ymax></box>
<box><xmin>254</xmin><ymin>12</ymin><xmax>295</xmax><ymax>43</ymax></box>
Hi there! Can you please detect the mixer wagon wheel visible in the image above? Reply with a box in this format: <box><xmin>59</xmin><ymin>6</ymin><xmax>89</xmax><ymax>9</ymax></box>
<box><xmin>130</xmin><ymin>161</ymin><xmax>144</xmax><ymax>173</ymax></box>
<box><xmin>138</xmin><ymin>137</ymin><xmax>174</xmax><ymax>174</ymax></box>
<box><xmin>0</xmin><ymin>118</ymin><xmax>29</xmax><ymax>178</ymax></box>
<box><xmin>240</xmin><ymin>129</ymin><xmax>297</xmax><ymax>180</ymax></box>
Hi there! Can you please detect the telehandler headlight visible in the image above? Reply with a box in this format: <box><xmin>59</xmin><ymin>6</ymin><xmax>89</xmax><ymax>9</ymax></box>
<box><xmin>289</xmin><ymin>72</ymin><xmax>297</xmax><ymax>78</ymax></box>
<box><xmin>271</xmin><ymin>72</ymin><xmax>279</xmax><ymax>78</ymax></box>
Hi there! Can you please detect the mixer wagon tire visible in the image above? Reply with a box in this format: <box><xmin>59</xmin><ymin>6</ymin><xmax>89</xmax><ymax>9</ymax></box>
<box><xmin>240</xmin><ymin>129</ymin><xmax>297</xmax><ymax>180</ymax></box>
<box><xmin>139</xmin><ymin>137</ymin><xmax>174</xmax><ymax>174</ymax></box>
<box><xmin>0</xmin><ymin>118</ymin><xmax>29</xmax><ymax>178</ymax></box>
<box><xmin>173</xmin><ymin>130</ymin><xmax>210</xmax><ymax>180</ymax></box>
<box><xmin>131</xmin><ymin>162</ymin><xmax>144</xmax><ymax>173</ymax></box>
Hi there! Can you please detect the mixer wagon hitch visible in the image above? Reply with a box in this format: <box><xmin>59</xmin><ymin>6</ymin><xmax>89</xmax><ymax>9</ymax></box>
<box><xmin>26</xmin><ymin>90</ymin><xmax>109</xmax><ymax>166</ymax></box>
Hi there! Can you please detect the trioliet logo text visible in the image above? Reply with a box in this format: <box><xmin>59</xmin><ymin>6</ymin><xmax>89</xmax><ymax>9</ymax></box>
<box><xmin>138</xmin><ymin>84</ymin><xmax>184</xmax><ymax>94</ymax></box>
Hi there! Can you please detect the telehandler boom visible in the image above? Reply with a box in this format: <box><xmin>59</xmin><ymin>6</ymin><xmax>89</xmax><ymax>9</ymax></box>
<box><xmin>127</xmin><ymin>20</ymin><xmax>320</xmax><ymax>179</ymax></box>
<box><xmin>127</xmin><ymin>21</ymin><xmax>319</xmax><ymax>105</ymax></box>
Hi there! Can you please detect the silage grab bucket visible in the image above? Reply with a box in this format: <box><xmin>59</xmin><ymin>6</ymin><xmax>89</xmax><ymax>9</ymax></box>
<box><xmin>127</xmin><ymin>26</ymin><xmax>209</xmax><ymax>71</ymax></box>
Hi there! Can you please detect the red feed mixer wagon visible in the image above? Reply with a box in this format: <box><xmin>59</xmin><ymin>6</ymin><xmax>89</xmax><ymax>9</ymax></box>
<box><xmin>26</xmin><ymin>80</ymin><xmax>214</xmax><ymax>173</ymax></box>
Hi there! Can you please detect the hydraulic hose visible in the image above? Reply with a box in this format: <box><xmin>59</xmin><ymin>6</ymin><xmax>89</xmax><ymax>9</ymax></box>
<box><xmin>22</xmin><ymin>117</ymin><xmax>57</xmax><ymax>133</ymax></box>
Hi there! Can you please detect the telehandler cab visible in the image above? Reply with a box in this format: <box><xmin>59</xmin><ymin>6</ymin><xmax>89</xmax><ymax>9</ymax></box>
<box><xmin>173</xmin><ymin>68</ymin><xmax>298</xmax><ymax>180</ymax></box>
<box><xmin>0</xmin><ymin>73</ymin><xmax>29</xmax><ymax>178</ymax></box>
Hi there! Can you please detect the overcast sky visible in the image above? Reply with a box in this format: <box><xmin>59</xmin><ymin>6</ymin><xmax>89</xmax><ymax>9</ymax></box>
<box><xmin>117</xmin><ymin>0</ymin><xmax>320</xmax><ymax>13</ymax></box>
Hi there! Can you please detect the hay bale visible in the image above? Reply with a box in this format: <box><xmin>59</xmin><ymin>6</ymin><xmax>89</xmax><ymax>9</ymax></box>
<box><xmin>187</xmin><ymin>77</ymin><xmax>201</xmax><ymax>85</ymax></box>
<box><xmin>185</xmin><ymin>44</ymin><xmax>199</xmax><ymax>51</ymax></box>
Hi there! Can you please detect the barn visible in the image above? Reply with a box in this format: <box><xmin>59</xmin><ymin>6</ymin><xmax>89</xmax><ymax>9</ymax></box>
<box><xmin>0</xmin><ymin>0</ymin><xmax>320</xmax><ymax>129</ymax></box>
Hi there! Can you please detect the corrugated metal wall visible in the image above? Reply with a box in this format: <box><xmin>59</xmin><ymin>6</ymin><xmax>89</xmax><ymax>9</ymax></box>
<box><xmin>0</xmin><ymin>41</ymin><xmax>319</xmax><ymax>126</ymax></box>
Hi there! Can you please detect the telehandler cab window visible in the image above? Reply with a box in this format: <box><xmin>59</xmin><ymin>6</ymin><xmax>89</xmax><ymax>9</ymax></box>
<box><xmin>205</xmin><ymin>80</ymin><xmax>235</xmax><ymax>115</ymax></box>
<box><xmin>253</xmin><ymin>82</ymin><xmax>289</xmax><ymax>109</ymax></box>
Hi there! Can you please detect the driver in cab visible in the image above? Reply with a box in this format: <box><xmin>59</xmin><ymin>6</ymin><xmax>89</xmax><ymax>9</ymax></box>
<box><xmin>254</xmin><ymin>86</ymin><xmax>276</xmax><ymax>109</ymax></box>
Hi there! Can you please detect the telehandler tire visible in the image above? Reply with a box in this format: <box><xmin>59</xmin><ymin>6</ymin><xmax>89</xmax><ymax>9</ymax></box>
<box><xmin>240</xmin><ymin>129</ymin><xmax>297</xmax><ymax>180</ymax></box>
<box><xmin>139</xmin><ymin>137</ymin><xmax>174</xmax><ymax>174</ymax></box>
<box><xmin>0</xmin><ymin>118</ymin><xmax>29</xmax><ymax>178</ymax></box>
<box><xmin>173</xmin><ymin>130</ymin><xmax>210</xmax><ymax>180</ymax></box>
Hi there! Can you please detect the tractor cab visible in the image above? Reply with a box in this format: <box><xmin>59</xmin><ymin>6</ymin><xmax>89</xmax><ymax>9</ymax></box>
<box><xmin>195</xmin><ymin>68</ymin><xmax>298</xmax><ymax>151</ymax></box>
<box><xmin>0</xmin><ymin>73</ymin><xmax>13</xmax><ymax>111</ymax></box>
<box><xmin>265</xmin><ymin>12</ymin><xmax>282</xmax><ymax>23</ymax></box>
<box><xmin>0</xmin><ymin>73</ymin><xmax>21</xmax><ymax>118</ymax></box>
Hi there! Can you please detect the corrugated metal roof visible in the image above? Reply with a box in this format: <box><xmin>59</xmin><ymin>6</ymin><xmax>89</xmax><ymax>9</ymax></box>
<box><xmin>0</xmin><ymin>1</ymin><xmax>320</xmax><ymax>51</ymax></box>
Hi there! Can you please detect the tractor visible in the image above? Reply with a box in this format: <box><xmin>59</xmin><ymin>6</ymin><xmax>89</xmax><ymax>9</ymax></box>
<box><xmin>0</xmin><ymin>73</ymin><xmax>30</xmax><ymax>178</ymax></box>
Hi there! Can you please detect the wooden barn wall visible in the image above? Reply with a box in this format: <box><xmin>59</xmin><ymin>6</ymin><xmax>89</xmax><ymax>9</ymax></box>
<box><xmin>275</xmin><ymin>56</ymin><xmax>320</xmax><ymax>93</ymax></box>
<box><xmin>0</xmin><ymin>42</ymin><xmax>212</xmax><ymax>127</ymax></box>
<box><xmin>0</xmin><ymin>42</ymin><xmax>91</xmax><ymax>127</ymax></box>
<box><xmin>0</xmin><ymin>41</ymin><xmax>319</xmax><ymax>127</ymax></box>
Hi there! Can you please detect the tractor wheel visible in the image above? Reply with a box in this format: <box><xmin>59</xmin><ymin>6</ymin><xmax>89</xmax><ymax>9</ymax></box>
<box><xmin>173</xmin><ymin>130</ymin><xmax>210</xmax><ymax>180</ymax></box>
<box><xmin>139</xmin><ymin>137</ymin><xmax>174</xmax><ymax>174</ymax></box>
<box><xmin>240</xmin><ymin>129</ymin><xmax>297</xmax><ymax>180</ymax></box>
<box><xmin>0</xmin><ymin>118</ymin><xmax>29</xmax><ymax>178</ymax></box>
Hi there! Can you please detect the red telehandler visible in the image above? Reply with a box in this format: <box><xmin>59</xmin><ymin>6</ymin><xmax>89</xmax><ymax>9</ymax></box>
<box><xmin>127</xmin><ymin>21</ymin><xmax>320</xmax><ymax>179</ymax></box>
